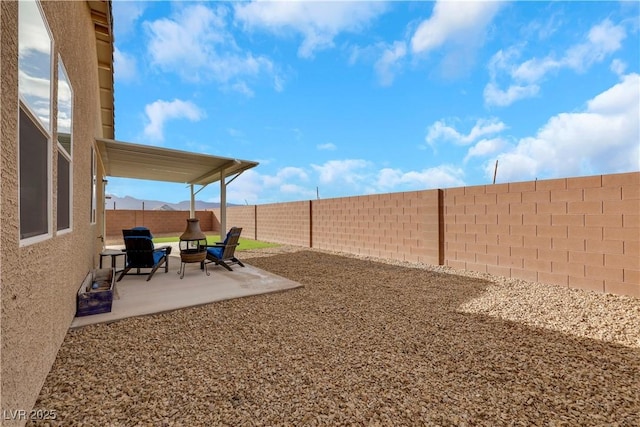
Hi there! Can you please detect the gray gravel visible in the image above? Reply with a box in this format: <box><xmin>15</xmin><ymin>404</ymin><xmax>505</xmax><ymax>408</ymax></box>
<box><xmin>30</xmin><ymin>247</ymin><xmax>640</xmax><ymax>426</ymax></box>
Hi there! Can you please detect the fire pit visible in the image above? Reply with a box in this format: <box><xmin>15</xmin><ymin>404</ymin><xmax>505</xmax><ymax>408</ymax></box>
<box><xmin>178</xmin><ymin>218</ymin><xmax>209</xmax><ymax>279</ymax></box>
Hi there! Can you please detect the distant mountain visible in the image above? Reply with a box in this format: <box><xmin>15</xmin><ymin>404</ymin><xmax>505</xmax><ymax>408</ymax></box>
<box><xmin>105</xmin><ymin>194</ymin><xmax>230</xmax><ymax>210</ymax></box>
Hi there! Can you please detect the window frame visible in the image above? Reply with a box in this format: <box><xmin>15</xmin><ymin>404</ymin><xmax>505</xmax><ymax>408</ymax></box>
<box><xmin>90</xmin><ymin>146</ymin><xmax>97</xmax><ymax>224</ymax></box>
<box><xmin>18</xmin><ymin>0</ymin><xmax>54</xmax><ymax>246</ymax></box>
<box><xmin>18</xmin><ymin>102</ymin><xmax>53</xmax><ymax>245</ymax></box>
<box><xmin>56</xmin><ymin>58</ymin><xmax>73</xmax><ymax>233</ymax></box>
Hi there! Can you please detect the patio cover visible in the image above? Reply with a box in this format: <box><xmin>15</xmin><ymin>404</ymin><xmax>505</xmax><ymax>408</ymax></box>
<box><xmin>96</xmin><ymin>138</ymin><xmax>258</xmax><ymax>234</ymax></box>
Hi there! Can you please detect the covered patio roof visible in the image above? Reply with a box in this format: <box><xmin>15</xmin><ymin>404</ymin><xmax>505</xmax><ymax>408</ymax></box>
<box><xmin>96</xmin><ymin>138</ymin><xmax>258</xmax><ymax>185</ymax></box>
<box><xmin>96</xmin><ymin>138</ymin><xmax>258</xmax><ymax>233</ymax></box>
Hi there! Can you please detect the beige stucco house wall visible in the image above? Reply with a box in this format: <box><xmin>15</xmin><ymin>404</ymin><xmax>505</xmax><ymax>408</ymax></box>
<box><xmin>1</xmin><ymin>1</ymin><xmax>114</xmax><ymax>423</ymax></box>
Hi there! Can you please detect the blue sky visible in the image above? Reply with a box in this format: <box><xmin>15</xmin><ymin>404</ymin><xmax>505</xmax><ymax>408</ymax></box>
<box><xmin>108</xmin><ymin>0</ymin><xmax>640</xmax><ymax>205</ymax></box>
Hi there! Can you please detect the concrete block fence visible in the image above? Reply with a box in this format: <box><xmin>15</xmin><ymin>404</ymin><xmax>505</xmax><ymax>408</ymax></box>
<box><xmin>442</xmin><ymin>173</ymin><xmax>639</xmax><ymax>297</ymax></box>
<box><xmin>110</xmin><ymin>172</ymin><xmax>640</xmax><ymax>297</ymax></box>
<box><xmin>105</xmin><ymin>210</ymin><xmax>215</xmax><ymax>237</ymax></box>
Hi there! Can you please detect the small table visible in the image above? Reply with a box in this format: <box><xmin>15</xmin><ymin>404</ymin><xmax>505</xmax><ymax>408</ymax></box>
<box><xmin>99</xmin><ymin>249</ymin><xmax>126</xmax><ymax>274</ymax></box>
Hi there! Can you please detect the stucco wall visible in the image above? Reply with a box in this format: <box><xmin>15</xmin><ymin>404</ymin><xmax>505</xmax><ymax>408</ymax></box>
<box><xmin>1</xmin><ymin>2</ymin><xmax>105</xmax><ymax>423</ymax></box>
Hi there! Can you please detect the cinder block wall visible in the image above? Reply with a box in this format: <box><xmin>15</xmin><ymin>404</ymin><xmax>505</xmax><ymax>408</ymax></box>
<box><xmin>443</xmin><ymin>172</ymin><xmax>639</xmax><ymax>296</ymax></box>
<box><xmin>312</xmin><ymin>190</ymin><xmax>441</xmax><ymax>264</ymax></box>
<box><xmin>105</xmin><ymin>210</ymin><xmax>215</xmax><ymax>237</ymax></box>
<box><xmin>256</xmin><ymin>201</ymin><xmax>311</xmax><ymax>247</ymax></box>
<box><xmin>212</xmin><ymin>205</ymin><xmax>256</xmax><ymax>238</ymax></box>
<box><xmin>104</xmin><ymin>172</ymin><xmax>639</xmax><ymax>297</ymax></box>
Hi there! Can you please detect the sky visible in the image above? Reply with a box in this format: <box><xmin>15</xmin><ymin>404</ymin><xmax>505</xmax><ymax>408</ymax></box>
<box><xmin>107</xmin><ymin>0</ymin><xmax>640</xmax><ymax>205</ymax></box>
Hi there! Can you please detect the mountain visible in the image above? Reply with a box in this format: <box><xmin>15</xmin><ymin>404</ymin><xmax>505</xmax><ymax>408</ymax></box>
<box><xmin>105</xmin><ymin>195</ymin><xmax>229</xmax><ymax>210</ymax></box>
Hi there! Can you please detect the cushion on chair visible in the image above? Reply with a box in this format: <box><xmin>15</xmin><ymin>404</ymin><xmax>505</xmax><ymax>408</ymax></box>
<box><xmin>152</xmin><ymin>250</ymin><xmax>165</xmax><ymax>265</ymax></box>
<box><xmin>207</xmin><ymin>246</ymin><xmax>223</xmax><ymax>259</ymax></box>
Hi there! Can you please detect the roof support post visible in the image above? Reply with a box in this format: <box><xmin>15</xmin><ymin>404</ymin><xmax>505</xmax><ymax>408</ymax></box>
<box><xmin>220</xmin><ymin>169</ymin><xmax>227</xmax><ymax>235</ymax></box>
<box><xmin>190</xmin><ymin>184</ymin><xmax>195</xmax><ymax>218</ymax></box>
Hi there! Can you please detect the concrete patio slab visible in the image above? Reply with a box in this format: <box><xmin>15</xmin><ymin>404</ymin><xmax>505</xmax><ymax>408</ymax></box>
<box><xmin>70</xmin><ymin>251</ymin><xmax>303</xmax><ymax>329</ymax></box>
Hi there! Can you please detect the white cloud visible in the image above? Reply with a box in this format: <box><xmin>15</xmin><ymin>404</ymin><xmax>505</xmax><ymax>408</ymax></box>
<box><xmin>521</xmin><ymin>13</ymin><xmax>561</xmax><ymax>41</ymax></box>
<box><xmin>317</xmin><ymin>143</ymin><xmax>337</xmax><ymax>151</ymax></box>
<box><xmin>112</xmin><ymin>1</ymin><xmax>146</xmax><ymax>39</ymax></box>
<box><xmin>144</xmin><ymin>99</ymin><xmax>205</xmax><ymax>141</ymax></box>
<box><xmin>230</xmin><ymin>81</ymin><xmax>254</xmax><ymax>97</ymax></box>
<box><xmin>280</xmin><ymin>183</ymin><xmax>311</xmax><ymax>195</ymax></box>
<box><xmin>483</xmin><ymin>82</ymin><xmax>540</xmax><ymax>107</ymax></box>
<box><xmin>145</xmin><ymin>4</ymin><xmax>227</xmax><ymax>68</ymax></box>
<box><xmin>408</xmin><ymin>1</ymin><xmax>504</xmax><ymax>79</ymax></box>
<box><xmin>224</xmin><ymin>168</ymin><xmax>315</xmax><ymax>204</ymax></box>
<box><xmin>610</xmin><ymin>59</ymin><xmax>627</xmax><ymax>76</ymax></box>
<box><xmin>234</xmin><ymin>1</ymin><xmax>387</xmax><ymax>58</ymax></box>
<box><xmin>587</xmin><ymin>74</ymin><xmax>639</xmax><ymax>115</ymax></box>
<box><xmin>223</xmin><ymin>169</ymin><xmax>263</xmax><ymax>204</ymax></box>
<box><xmin>311</xmin><ymin>159</ymin><xmax>371</xmax><ymax>185</ymax></box>
<box><xmin>464</xmin><ymin>138</ymin><xmax>507</xmax><ymax>163</ymax></box>
<box><xmin>426</xmin><ymin>118</ymin><xmax>507</xmax><ymax>146</ymax></box>
<box><xmin>274</xmin><ymin>74</ymin><xmax>285</xmax><ymax>92</ymax></box>
<box><xmin>376</xmin><ymin>165</ymin><xmax>465</xmax><ymax>191</ymax></box>
<box><xmin>411</xmin><ymin>1</ymin><xmax>502</xmax><ymax>54</ymax></box>
<box><xmin>486</xmin><ymin>73</ymin><xmax>640</xmax><ymax>182</ymax></box>
<box><xmin>144</xmin><ymin>4</ymin><xmax>277</xmax><ymax>93</ymax></box>
<box><xmin>485</xmin><ymin>19</ymin><xmax>628</xmax><ymax>107</ymax></box>
<box><xmin>374</xmin><ymin>41</ymin><xmax>407</xmax><ymax>86</ymax></box>
<box><xmin>114</xmin><ymin>47</ymin><xmax>137</xmax><ymax>82</ymax></box>
<box><xmin>512</xmin><ymin>57</ymin><xmax>561</xmax><ymax>84</ymax></box>
<box><xmin>18</xmin><ymin>70</ymin><xmax>50</xmax><ymax>106</ymax></box>
<box><xmin>229</xmin><ymin>161</ymin><xmax>468</xmax><ymax>203</ymax></box>
<box><xmin>347</xmin><ymin>40</ymin><xmax>408</xmax><ymax>85</ymax></box>
<box><xmin>486</xmin><ymin>152</ymin><xmax>540</xmax><ymax>183</ymax></box>
<box><xmin>511</xmin><ymin>20</ymin><xmax>625</xmax><ymax>83</ymax></box>
<box><xmin>18</xmin><ymin>0</ymin><xmax>50</xmax><ymax>55</ymax></box>
<box><xmin>263</xmin><ymin>167</ymin><xmax>309</xmax><ymax>188</ymax></box>
<box><xmin>569</xmin><ymin>19</ymin><xmax>626</xmax><ymax>69</ymax></box>
<box><xmin>349</xmin><ymin>1</ymin><xmax>501</xmax><ymax>86</ymax></box>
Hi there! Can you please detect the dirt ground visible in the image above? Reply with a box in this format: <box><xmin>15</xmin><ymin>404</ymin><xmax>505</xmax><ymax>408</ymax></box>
<box><xmin>30</xmin><ymin>249</ymin><xmax>640</xmax><ymax>426</ymax></box>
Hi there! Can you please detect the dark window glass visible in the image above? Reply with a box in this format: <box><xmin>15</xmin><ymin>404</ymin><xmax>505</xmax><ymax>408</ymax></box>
<box><xmin>57</xmin><ymin>152</ymin><xmax>70</xmax><ymax>230</ymax></box>
<box><xmin>20</xmin><ymin>107</ymin><xmax>49</xmax><ymax>239</ymax></box>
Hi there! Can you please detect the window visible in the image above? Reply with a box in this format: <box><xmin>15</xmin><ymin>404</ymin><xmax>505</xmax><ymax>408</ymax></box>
<box><xmin>19</xmin><ymin>107</ymin><xmax>50</xmax><ymax>239</ymax></box>
<box><xmin>57</xmin><ymin>59</ymin><xmax>72</xmax><ymax>231</ymax></box>
<box><xmin>57</xmin><ymin>151</ymin><xmax>71</xmax><ymax>230</ymax></box>
<box><xmin>19</xmin><ymin>0</ymin><xmax>53</xmax><ymax>243</ymax></box>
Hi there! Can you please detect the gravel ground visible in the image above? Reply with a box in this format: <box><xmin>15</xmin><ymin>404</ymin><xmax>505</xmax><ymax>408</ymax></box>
<box><xmin>30</xmin><ymin>247</ymin><xmax>640</xmax><ymax>426</ymax></box>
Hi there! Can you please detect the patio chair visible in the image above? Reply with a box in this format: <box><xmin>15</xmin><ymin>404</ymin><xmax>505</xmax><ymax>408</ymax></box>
<box><xmin>117</xmin><ymin>227</ymin><xmax>172</xmax><ymax>281</ymax></box>
<box><xmin>203</xmin><ymin>227</ymin><xmax>245</xmax><ymax>271</ymax></box>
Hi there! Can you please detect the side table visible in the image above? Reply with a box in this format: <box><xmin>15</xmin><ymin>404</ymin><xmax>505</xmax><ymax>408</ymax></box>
<box><xmin>99</xmin><ymin>249</ymin><xmax>126</xmax><ymax>275</ymax></box>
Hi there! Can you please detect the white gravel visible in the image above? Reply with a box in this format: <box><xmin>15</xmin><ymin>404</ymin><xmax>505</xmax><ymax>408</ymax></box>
<box><xmin>29</xmin><ymin>246</ymin><xmax>640</xmax><ymax>426</ymax></box>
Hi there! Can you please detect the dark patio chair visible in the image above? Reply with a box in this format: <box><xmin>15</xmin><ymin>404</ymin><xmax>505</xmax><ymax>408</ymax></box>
<box><xmin>117</xmin><ymin>227</ymin><xmax>172</xmax><ymax>281</ymax></box>
<box><xmin>203</xmin><ymin>227</ymin><xmax>245</xmax><ymax>271</ymax></box>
